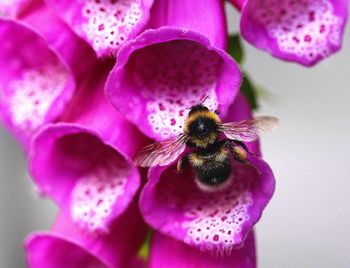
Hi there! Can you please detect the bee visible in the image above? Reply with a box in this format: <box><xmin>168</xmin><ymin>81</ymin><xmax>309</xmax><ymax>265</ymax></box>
<box><xmin>134</xmin><ymin>104</ymin><xmax>278</xmax><ymax>191</ymax></box>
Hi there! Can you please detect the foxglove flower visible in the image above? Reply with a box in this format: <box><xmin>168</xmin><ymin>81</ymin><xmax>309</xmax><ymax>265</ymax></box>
<box><xmin>149</xmin><ymin>231</ymin><xmax>256</xmax><ymax>268</ymax></box>
<box><xmin>0</xmin><ymin>2</ymin><xmax>95</xmax><ymax>149</ymax></box>
<box><xmin>140</xmin><ymin>94</ymin><xmax>275</xmax><ymax>262</ymax></box>
<box><xmin>44</xmin><ymin>0</ymin><xmax>155</xmax><ymax>57</ymax></box>
<box><xmin>106</xmin><ymin>0</ymin><xmax>242</xmax><ymax>141</ymax></box>
<box><xmin>25</xmin><ymin>200</ymin><xmax>147</xmax><ymax>268</ymax></box>
<box><xmin>29</xmin><ymin>60</ymin><xmax>149</xmax><ymax>232</ymax></box>
<box><xmin>0</xmin><ymin>19</ymin><xmax>75</xmax><ymax>148</ymax></box>
<box><xmin>230</xmin><ymin>0</ymin><xmax>349</xmax><ymax>66</ymax></box>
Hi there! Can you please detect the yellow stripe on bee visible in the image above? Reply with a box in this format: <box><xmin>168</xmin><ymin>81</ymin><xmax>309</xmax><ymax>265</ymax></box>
<box><xmin>215</xmin><ymin>148</ymin><xmax>229</xmax><ymax>162</ymax></box>
<box><xmin>189</xmin><ymin>153</ymin><xmax>204</xmax><ymax>167</ymax></box>
<box><xmin>184</xmin><ymin>110</ymin><xmax>221</xmax><ymax>132</ymax></box>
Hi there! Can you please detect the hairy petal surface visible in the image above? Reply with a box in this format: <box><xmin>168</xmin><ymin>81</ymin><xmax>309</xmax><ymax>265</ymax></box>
<box><xmin>44</xmin><ymin>0</ymin><xmax>154</xmax><ymax>57</ymax></box>
<box><xmin>0</xmin><ymin>19</ymin><xmax>75</xmax><ymax>148</ymax></box>
<box><xmin>140</xmin><ymin>95</ymin><xmax>275</xmax><ymax>251</ymax></box>
<box><xmin>240</xmin><ymin>0</ymin><xmax>349</xmax><ymax>65</ymax></box>
<box><xmin>106</xmin><ymin>28</ymin><xmax>241</xmax><ymax>141</ymax></box>
<box><xmin>29</xmin><ymin>61</ymin><xmax>148</xmax><ymax>232</ymax></box>
<box><xmin>149</xmin><ymin>231</ymin><xmax>256</xmax><ymax>268</ymax></box>
<box><xmin>25</xmin><ymin>201</ymin><xmax>147</xmax><ymax>268</ymax></box>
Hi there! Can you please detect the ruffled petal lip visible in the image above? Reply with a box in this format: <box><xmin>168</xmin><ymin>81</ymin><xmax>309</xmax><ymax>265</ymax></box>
<box><xmin>29</xmin><ymin>123</ymin><xmax>140</xmax><ymax>233</ymax></box>
<box><xmin>140</xmin><ymin>154</ymin><xmax>275</xmax><ymax>252</ymax></box>
<box><xmin>106</xmin><ymin>26</ymin><xmax>242</xmax><ymax>141</ymax></box>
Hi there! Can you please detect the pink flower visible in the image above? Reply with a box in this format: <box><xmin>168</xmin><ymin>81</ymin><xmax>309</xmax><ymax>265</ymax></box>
<box><xmin>106</xmin><ymin>0</ymin><xmax>242</xmax><ymax>141</ymax></box>
<box><xmin>25</xmin><ymin>200</ymin><xmax>147</xmax><ymax>268</ymax></box>
<box><xmin>140</xmin><ymin>94</ymin><xmax>275</xmax><ymax>264</ymax></box>
<box><xmin>0</xmin><ymin>2</ymin><xmax>95</xmax><ymax>149</ymax></box>
<box><xmin>29</xmin><ymin>59</ymin><xmax>149</xmax><ymax>232</ymax></box>
<box><xmin>44</xmin><ymin>0</ymin><xmax>155</xmax><ymax>57</ymax></box>
<box><xmin>0</xmin><ymin>19</ymin><xmax>75</xmax><ymax>149</ymax></box>
<box><xmin>230</xmin><ymin>0</ymin><xmax>349</xmax><ymax>66</ymax></box>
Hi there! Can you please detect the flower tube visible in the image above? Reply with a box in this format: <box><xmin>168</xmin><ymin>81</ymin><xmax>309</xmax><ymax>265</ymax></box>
<box><xmin>231</xmin><ymin>0</ymin><xmax>349</xmax><ymax>66</ymax></box>
<box><xmin>106</xmin><ymin>0</ymin><xmax>241</xmax><ymax>141</ymax></box>
<box><xmin>44</xmin><ymin>0</ymin><xmax>155</xmax><ymax>57</ymax></box>
<box><xmin>25</xmin><ymin>200</ymin><xmax>147</xmax><ymax>268</ymax></box>
<box><xmin>29</xmin><ymin>60</ymin><xmax>149</xmax><ymax>232</ymax></box>
<box><xmin>0</xmin><ymin>19</ymin><xmax>75</xmax><ymax>149</ymax></box>
<box><xmin>140</xmin><ymin>94</ymin><xmax>275</xmax><ymax>264</ymax></box>
<box><xmin>0</xmin><ymin>1</ymin><xmax>96</xmax><ymax>149</ymax></box>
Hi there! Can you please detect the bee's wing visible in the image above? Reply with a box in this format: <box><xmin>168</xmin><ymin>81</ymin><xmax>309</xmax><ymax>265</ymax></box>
<box><xmin>219</xmin><ymin>116</ymin><xmax>278</xmax><ymax>142</ymax></box>
<box><xmin>133</xmin><ymin>134</ymin><xmax>188</xmax><ymax>167</ymax></box>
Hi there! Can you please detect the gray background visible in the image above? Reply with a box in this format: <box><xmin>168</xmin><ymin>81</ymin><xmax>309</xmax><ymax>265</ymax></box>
<box><xmin>0</xmin><ymin>4</ymin><xmax>349</xmax><ymax>267</ymax></box>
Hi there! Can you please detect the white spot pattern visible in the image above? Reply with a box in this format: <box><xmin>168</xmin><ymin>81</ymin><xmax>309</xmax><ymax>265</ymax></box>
<box><xmin>135</xmin><ymin>41</ymin><xmax>221</xmax><ymax>139</ymax></box>
<box><xmin>82</xmin><ymin>0</ymin><xmax>143</xmax><ymax>54</ymax></box>
<box><xmin>251</xmin><ymin>0</ymin><xmax>343</xmax><ymax>61</ymax></box>
<box><xmin>182</xmin><ymin>183</ymin><xmax>252</xmax><ymax>250</ymax></box>
<box><xmin>71</xmin><ymin>159</ymin><xmax>130</xmax><ymax>232</ymax></box>
<box><xmin>7</xmin><ymin>63</ymin><xmax>68</xmax><ymax>132</ymax></box>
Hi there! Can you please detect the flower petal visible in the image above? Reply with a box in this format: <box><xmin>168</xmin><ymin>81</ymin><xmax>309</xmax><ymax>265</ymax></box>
<box><xmin>25</xmin><ymin>201</ymin><xmax>147</xmax><ymax>268</ymax></box>
<box><xmin>240</xmin><ymin>0</ymin><xmax>349</xmax><ymax>66</ymax></box>
<box><xmin>140</xmin><ymin>94</ymin><xmax>275</xmax><ymax>251</ymax></box>
<box><xmin>0</xmin><ymin>0</ymin><xmax>38</xmax><ymax>17</ymax></box>
<box><xmin>26</xmin><ymin>233</ymin><xmax>108</xmax><ymax>268</ymax></box>
<box><xmin>0</xmin><ymin>19</ymin><xmax>75</xmax><ymax>148</ymax></box>
<box><xmin>149</xmin><ymin>231</ymin><xmax>256</xmax><ymax>268</ymax></box>
<box><xmin>141</xmin><ymin>156</ymin><xmax>274</xmax><ymax>251</ymax></box>
<box><xmin>147</xmin><ymin>0</ymin><xmax>227</xmax><ymax>49</ymax></box>
<box><xmin>106</xmin><ymin>27</ymin><xmax>242</xmax><ymax>141</ymax></box>
<box><xmin>29</xmin><ymin>61</ymin><xmax>149</xmax><ymax>232</ymax></box>
<box><xmin>44</xmin><ymin>0</ymin><xmax>154</xmax><ymax>57</ymax></box>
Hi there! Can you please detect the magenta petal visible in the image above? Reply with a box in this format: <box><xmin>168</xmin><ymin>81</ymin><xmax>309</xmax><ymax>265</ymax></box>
<box><xmin>20</xmin><ymin>2</ymin><xmax>97</xmax><ymax>80</ymax></box>
<box><xmin>106</xmin><ymin>27</ymin><xmax>242</xmax><ymax>141</ymax></box>
<box><xmin>241</xmin><ymin>0</ymin><xmax>349</xmax><ymax>66</ymax></box>
<box><xmin>0</xmin><ymin>19</ymin><xmax>75</xmax><ymax>148</ymax></box>
<box><xmin>29</xmin><ymin>123</ymin><xmax>141</xmax><ymax>232</ymax></box>
<box><xmin>149</xmin><ymin>231</ymin><xmax>256</xmax><ymax>268</ymax></box>
<box><xmin>141</xmin><ymin>155</ymin><xmax>274</xmax><ymax>251</ymax></box>
<box><xmin>147</xmin><ymin>0</ymin><xmax>227</xmax><ymax>49</ymax></box>
<box><xmin>44</xmin><ymin>0</ymin><xmax>154</xmax><ymax>57</ymax></box>
<box><xmin>29</xmin><ymin>61</ymin><xmax>148</xmax><ymax>232</ymax></box>
<box><xmin>25</xmin><ymin>202</ymin><xmax>147</xmax><ymax>268</ymax></box>
<box><xmin>0</xmin><ymin>0</ymin><xmax>38</xmax><ymax>17</ymax></box>
<box><xmin>26</xmin><ymin>233</ymin><xmax>107</xmax><ymax>268</ymax></box>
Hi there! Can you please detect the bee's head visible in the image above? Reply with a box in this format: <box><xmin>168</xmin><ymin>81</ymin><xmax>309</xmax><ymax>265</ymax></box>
<box><xmin>188</xmin><ymin>104</ymin><xmax>209</xmax><ymax>116</ymax></box>
<box><xmin>185</xmin><ymin>105</ymin><xmax>221</xmax><ymax>148</ymax></box>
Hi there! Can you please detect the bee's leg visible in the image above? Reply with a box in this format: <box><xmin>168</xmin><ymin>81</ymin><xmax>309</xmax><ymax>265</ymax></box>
<box><xmin>226</xmin><ymin>141</ymin><xmax>261</xmax><ymax>175</ymax></box>
<box><xmin>177</xmin><ymin>154</ymin><xmax>190</xmax><ymax>173</ymax></box>
<box><xmin>230</xmin><ymin>140</ymin><xmax>257</xmax><ymax>156</ymax></box>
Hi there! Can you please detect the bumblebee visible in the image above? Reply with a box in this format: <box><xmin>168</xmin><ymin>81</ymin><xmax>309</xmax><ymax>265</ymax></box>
<box><xmin>134</xmin><ymin>104</ymin><xmax>278</xmax><ymax>191</ymax></box>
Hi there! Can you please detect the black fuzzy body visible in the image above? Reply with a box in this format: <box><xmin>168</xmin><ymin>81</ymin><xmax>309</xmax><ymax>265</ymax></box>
<box><xmin>190</xmin><ymin>142</ymin><xmax>232</xmax><ymax>188</ymax></box>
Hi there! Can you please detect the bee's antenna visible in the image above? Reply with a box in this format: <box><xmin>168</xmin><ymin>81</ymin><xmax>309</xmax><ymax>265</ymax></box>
<box><xmin>199</xmin><ymin>95</ymin><xmax>209</xmax><ymax>105</ymax></box>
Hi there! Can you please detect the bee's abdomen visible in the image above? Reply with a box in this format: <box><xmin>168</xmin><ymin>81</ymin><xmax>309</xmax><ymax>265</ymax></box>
<box><xmin>190</xmin><ymin>152</ymin><xmax>232</xmax><ymax>188</ymax></box>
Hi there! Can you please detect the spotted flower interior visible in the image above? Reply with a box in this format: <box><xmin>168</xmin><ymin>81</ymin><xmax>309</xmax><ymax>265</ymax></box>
<box><xmin>107</xmin><ymin>28</ymin><xmax>241</xmax><ymax>141</ymax></box>
<box><xmin>141</xmin><ymin>156</ymin><xmax>275</xmax><ymax>252</ymax></box>
<box><xmin>30</xmin><ymin>126</ymin><xmax>140</xmax><ymax>232</ymax></box>
<box><xmin>241</xmin><ymin>0</ymin><xmax>348</xmax><ymax>65</ymax></box>
<box><xmin>45</xmin><ymin>0</ymin><xmax>153</xmax><ymax>56</ymax></box>
<box><xmin>0</xmin><ymin>20</ymin><xmax>74</xmax><ymax>147</ymax></box>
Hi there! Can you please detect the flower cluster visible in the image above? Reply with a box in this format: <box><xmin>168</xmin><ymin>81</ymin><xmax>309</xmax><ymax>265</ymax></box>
<box><xmin>0</xmin><ymin>0</ymin><xmax>347</xmax><ymax>267</ymax></box>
